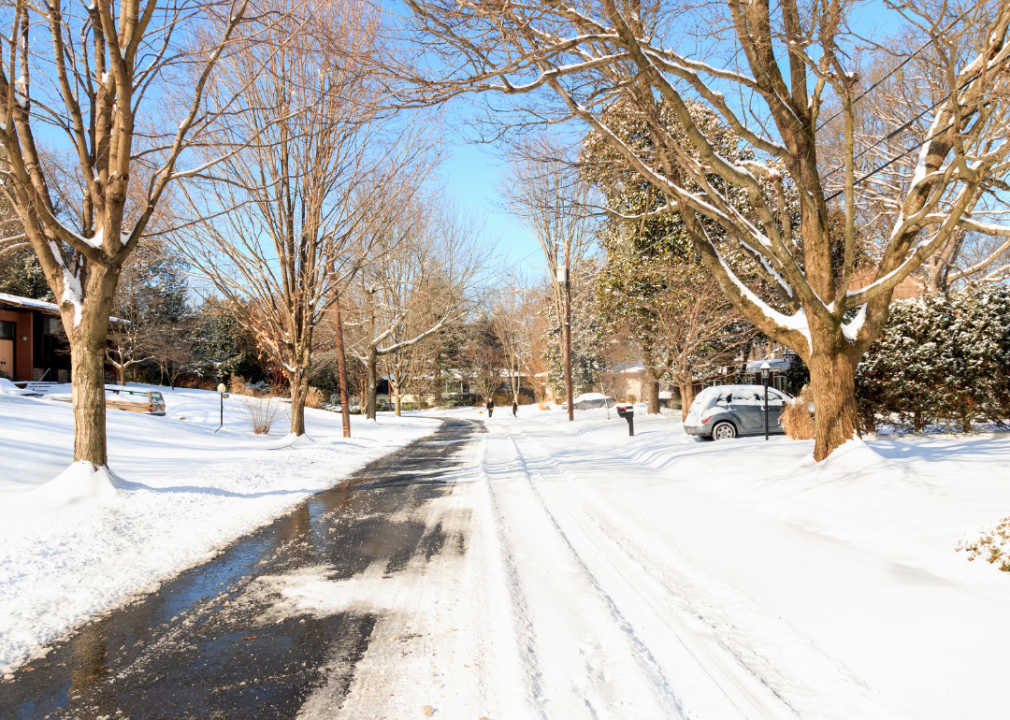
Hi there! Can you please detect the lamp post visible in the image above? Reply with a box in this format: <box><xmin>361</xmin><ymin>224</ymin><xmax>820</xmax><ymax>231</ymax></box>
<box><xmin>760</xmin><ymin>362</ymin><xmax>770</xmax><ymax>441</ymax></box>
<box><xmin>216</xmin><ymin>383</ymin><xmax>229</xmax><ymax>433</ymax></box>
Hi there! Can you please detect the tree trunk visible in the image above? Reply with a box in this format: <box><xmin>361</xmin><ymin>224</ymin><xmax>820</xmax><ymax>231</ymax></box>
<box><xmin>288</xmin><ymin>367</ymin><xmax>308</xmax><ymax>436</ymax></box>
<box><xmin>646</xmin><ymin>376</ymin><xmax>660</xmax><ymax>415</ymax></box>
<box><xmin>679</xmin><ymin>381</ymin><xmax>694</xmax><ymax>422</ymax></box>
<box><xmin>68</xmin><ymin>272</ymin><xmax>118</xmax><ymax>468</ymax></box>
<box><xmin>366</xmin><ymin>346</ymin><xmax>377</xmax><ymax>420</ymax></box>
<box><xmin>393</xmin><ymin>379</ymin><xmax>402</xmax><ymax>417</ymax></box>
<box><xmin>806</xmin><ymin>330</ymin><xmax>861</xmax><ymax>461</ymax></box>
<box><xmin>117</xmin><ymin>362</ymin><xmax>125</xmax><ymax>386</ymax></box>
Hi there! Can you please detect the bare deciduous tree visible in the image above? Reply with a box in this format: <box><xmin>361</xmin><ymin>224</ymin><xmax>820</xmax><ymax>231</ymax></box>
<box><xmin>499</xmin><ymin>138</ymin><xmax>596</xmax><ymax>415</ymax></box>
<box><xmin>0</xmin><ymin>0</ymin><xmax>291</xmax><ymax>470</ymax></box>
<box><xmin>400</xmin><ymin>0</ymin><xmax>1010</xmax><ymax>459</ymax></box>
<box><xmin>490</xmin><ymin>274</ymin><xmax>539</xmax><ymax>407</ymax></box>
<box><xmin>347</xmin><ymin>202</ymin><xmax>487</xmax><ymax>420</ymax></box>
<box><xmin>178</xmin><ymin>0</ymin><xmax>432</xmax><ymax>435</ymax></box>
<box><xmin>651</xmin><ymin>263</ymin><xmax>757</xmax><ymax>420</ymax></box>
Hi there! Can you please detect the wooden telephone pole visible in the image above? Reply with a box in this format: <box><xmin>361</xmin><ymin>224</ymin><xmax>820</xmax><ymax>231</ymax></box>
<box><xmin>333</xmin><ymin>290</ymin><xmax>352</xmax><ymax>439</ymax></box>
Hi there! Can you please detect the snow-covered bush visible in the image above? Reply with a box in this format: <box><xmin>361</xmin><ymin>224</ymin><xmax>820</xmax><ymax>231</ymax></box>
<box><xmin>856</xmin><ymin>285</ymin><xmax>1010</xmax><ymax>432</ymax></box>
<box><xmin>957</xmin><ymin>518</ymin><xmax>1010</xmax><ymax>572</ymax></box>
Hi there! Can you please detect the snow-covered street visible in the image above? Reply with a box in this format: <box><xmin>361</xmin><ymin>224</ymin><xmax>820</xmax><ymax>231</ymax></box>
<box><xmin>5</xmin><ymin>401</ymin><xmax>1010</xmax><ymax>719</ymax></box>
<box><xmin>328</xmin><ymin>407</ymin><xmax>1010</xmax><ymax>719</ymax></box>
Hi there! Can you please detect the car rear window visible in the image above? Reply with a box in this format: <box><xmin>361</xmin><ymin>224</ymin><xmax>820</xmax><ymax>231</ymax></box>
<box><xmin>151</xmin><ymin>392</ymin><xmax>164</xmax><ymax>403</ymax></box>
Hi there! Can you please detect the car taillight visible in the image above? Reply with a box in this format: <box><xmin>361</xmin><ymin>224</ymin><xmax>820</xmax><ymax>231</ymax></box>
<box><xmin>148</xmin><ymin>404</ymin><xmax>154</xmax><ymax>412</ymax></box>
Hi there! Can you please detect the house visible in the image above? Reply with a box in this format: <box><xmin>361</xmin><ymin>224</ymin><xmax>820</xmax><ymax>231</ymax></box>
<box><xmin>0</xmin><ymin>292</ymin><xmax>76</xmax><ymax>383</ymax></box>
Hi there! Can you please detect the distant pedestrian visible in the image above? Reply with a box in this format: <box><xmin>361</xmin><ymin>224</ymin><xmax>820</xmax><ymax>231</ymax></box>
<box><xmin>486</xmin><ymin>398</ymin><xmax>494</xmax><ymax>418</ymax></box>
<box><xmin>512</xmin><ymin>400</ymin><xmax>518</xmax><ymax>417</ymax></box>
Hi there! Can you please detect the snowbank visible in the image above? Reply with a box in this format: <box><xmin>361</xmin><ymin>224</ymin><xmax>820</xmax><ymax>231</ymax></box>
<box><xmin>13</xmin><ymin>461</ymin><xmax>123</xmax><ymax>506</ymax></box>
<box><xmin>0</xmin><ymin>385</ymin><xmax>439</xmax><ymax>672</ymax></box>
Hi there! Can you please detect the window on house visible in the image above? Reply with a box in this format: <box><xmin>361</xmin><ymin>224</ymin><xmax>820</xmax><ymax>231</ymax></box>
<box><xmin>0</xmin><ymin>321</ymin><xmax>15</xmax><ymax>339</ymax></box>
<box><xmin>43</xmin><ymin>317</ymin><xmax>64</xmax><ymax>335</ymax></box>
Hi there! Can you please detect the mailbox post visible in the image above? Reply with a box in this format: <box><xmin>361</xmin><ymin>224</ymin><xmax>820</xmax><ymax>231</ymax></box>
<box><xmin>616</xmin><ymin>403</ymin><xmax>634</xmax><ymax>436</ymax></box>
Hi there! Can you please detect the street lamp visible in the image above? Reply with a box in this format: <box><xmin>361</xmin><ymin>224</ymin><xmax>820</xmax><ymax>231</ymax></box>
<box><xmin>760</xmin><ymin>362</ymin><xmax>770</xmax><ymax>441</ymax></box>
<box><xmin>216</xmin><ymin>383</ymin><xmax>229</xmax><ymax>433</ymax></box>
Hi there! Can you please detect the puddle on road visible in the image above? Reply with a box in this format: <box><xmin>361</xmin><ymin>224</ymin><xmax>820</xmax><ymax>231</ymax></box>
<box><xmin>0</xmin><ymin>419</ymin><xmax>485</xmax><ymax>720</ymax></box>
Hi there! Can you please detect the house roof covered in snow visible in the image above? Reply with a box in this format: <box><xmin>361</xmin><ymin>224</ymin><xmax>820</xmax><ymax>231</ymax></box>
<box><xmin>0</xmin><ymin>291</ymin><xmax>125</xmax><ymax>323</ymax></box>
<box><xmin>0</xmin><ymin>292</ymin><xmax>62</xmax><ymax>317</ymax></box>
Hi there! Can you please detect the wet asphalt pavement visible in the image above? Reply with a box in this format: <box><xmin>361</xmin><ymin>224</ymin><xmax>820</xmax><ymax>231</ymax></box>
<box><xmin>0</xmin><ymin>418</ymin><xmax>485</xmax><ymax>720</ymax></box>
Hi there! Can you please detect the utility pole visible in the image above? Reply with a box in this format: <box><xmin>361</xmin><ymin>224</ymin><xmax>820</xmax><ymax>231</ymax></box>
<box><xmin>563</xmin><ymin>239</ymin><xmax>574</xmax><ymax>422</ymax></box>
<box><xmin>333</xmin><ymin>290</ymin><xmax>352</xmax><ymax>439</ymax></box>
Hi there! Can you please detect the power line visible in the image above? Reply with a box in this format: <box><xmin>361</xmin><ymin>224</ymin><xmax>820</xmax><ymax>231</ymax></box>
<box><xmin>814</xmin><ymin>13</ymin><xmax>966</xmax><ymax>132</ymax></box>
<box><xmin>825</xmin><ymin>116</ymin><xmax>956</xmax><ymax>202</ymax></box>
<box><xmin>821</xmin><ymin>64</ymin><xmax>983</xmax><ymax>184</ymax></box>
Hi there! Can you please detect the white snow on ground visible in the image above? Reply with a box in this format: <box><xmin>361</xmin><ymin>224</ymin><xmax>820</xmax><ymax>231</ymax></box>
<box><xmin>0</xmin><ymin>384</ymin><xmax>438</xmax><ymax>674</ymax></box>
<box><xmin>304</xmin><ymin>407</ymin><xmax>1010</xmax><ymax>719</ymax></box>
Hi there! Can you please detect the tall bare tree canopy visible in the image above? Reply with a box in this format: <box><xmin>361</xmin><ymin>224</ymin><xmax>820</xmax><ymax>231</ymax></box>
<box><xmin>400</xmin><ymin>0</ymin><xmax>1010</xmax><ymax>460</ymax></box>
<box><xmin>0</xmin><ymin>0</ymin><xmax>291</xmax><ymax>470</ymax></box>
<box><xmin>346</xmin><ymin>200</ymin><xmax>489</xmax><ymax>420</ymax></box>
<box><xmin>176</xmin><ymin>0</ymin><xmax>435</xmax><ymax>436</ymax></box>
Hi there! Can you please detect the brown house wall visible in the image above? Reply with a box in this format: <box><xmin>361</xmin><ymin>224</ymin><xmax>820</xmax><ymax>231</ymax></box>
<box><xmin>0</xmin><ymin>308</ymin><xmax>36</xmax><ymax>381</ymax></box>
<box><xmin>16</xmin><ymin>312</ymin><xmax>33</xmax><ymax>380</ymax></box>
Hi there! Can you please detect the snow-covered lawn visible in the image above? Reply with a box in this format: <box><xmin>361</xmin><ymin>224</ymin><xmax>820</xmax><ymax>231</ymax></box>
<box><xmin>0</xmin><ymin>384</ymin><xmax>439</xmax><ymax>674</ymax></box>
<box><xmin>317</xmin><ymin>408</ymin><xmax>1010</xmax><ymax>719</ymax></box>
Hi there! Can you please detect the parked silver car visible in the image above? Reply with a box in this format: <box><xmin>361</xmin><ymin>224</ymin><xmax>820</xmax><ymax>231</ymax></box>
<box><xmin>683</xmin><ymin>384</ymin><xmax>790</xmax><ymax>440</ymax></box>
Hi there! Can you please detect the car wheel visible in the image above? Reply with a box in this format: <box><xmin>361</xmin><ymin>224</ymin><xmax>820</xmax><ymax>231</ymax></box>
<box><xmin>712</xmin><ymin>421</ymin><xmax>737</xmax><ymax>440</ymax></box>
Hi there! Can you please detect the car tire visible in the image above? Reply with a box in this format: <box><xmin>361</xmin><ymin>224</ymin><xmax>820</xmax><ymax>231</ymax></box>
<box><xmin>712</xmin><ymin>421</ymin><xmax>737</xmax><ymax>441</ymax></box>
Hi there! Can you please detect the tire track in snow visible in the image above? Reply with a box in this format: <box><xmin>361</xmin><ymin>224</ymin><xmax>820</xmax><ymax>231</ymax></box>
<box><xmin>490</xmin><ymin>424</ymin><xmax>687</xmax><ymax>718</ymax></box>
<box><xmin>506</xmin><ymin>424</ymin><xmax>798</xmax><ymax>719</ymax></box>
<box><xmin>481</xmin><ymin>455</ymin><xmax>551</xmax><ymax>719</ymax></box>
<box><xmin>505</xmin><ymin>423</ymin><xmax>905</xmax><ymax>720</ymax></box>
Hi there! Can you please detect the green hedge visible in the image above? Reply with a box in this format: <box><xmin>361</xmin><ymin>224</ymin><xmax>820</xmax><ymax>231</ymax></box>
<box><xmin>855</xmin><ymin>285</ymin><xmax>1010</xmax><ymax>432</ymax></box>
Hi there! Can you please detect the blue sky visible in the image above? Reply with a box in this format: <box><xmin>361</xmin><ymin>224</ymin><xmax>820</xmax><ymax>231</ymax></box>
<box><xmin>438</xmin><ymin>139</ymin><xmax>545</xmax><ymax>269</ymax></box>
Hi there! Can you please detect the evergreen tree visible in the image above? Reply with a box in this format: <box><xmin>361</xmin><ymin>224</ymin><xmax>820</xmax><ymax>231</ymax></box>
<box><xmin>582</xmin><ymin>97</ymin><xmax>776</xmax><ymax>411</ymax></box>
<box><xmin>855</xmin><ymin>286</ymin><xmax>1010</xmax><ymax>432</ymax></box>
<box><xmin>0</xmin><ymin>248</ymin><xmax>52</xmax><ymax>301</ymax></box>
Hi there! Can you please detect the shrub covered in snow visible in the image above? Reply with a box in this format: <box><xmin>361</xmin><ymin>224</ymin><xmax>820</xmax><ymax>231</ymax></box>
<box><xmin>957</xmin><ymin>518</ymin><xmax>1010</xmax><ymax>572</ymax></box>
<box><xmin>856</xmin><ymin>285</ymin><xmax>1010</xmax><ymax>432</ymax></box>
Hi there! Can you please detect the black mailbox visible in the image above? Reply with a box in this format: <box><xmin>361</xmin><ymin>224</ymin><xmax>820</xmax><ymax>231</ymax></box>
<box><xmin>615</xmin><ymin>403</ymin><xmax>634</xmax><ymax>436</ymax></box>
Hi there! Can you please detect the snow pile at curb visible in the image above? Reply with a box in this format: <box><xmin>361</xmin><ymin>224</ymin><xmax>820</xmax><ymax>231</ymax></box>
<box><xmin>958</xmin><ymin>517</ymin><xmax>1010</xmax><ymax>571</ymax></box>
<box><xmin>14</xmin><ymin>461</ymin><xmax>123</xmax><ymax>507</ymax></box>
<box><xmin>0</xmin><ymin>379</ymin><xmax>36</xmax><ymax>396</ymax></box>
<box><xmin>793</xmin><ymin>436</ymin><xmax>890</xmax><ymax>476</ymax></box>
